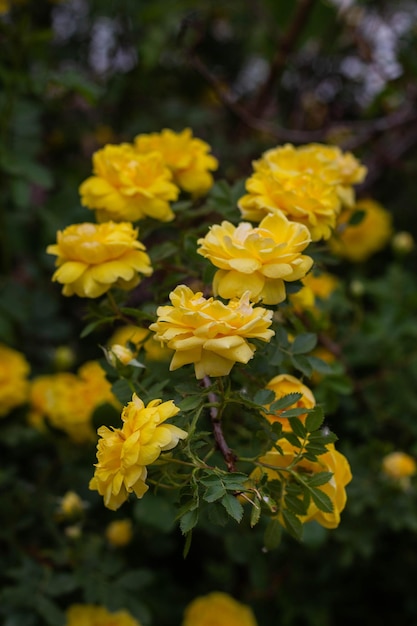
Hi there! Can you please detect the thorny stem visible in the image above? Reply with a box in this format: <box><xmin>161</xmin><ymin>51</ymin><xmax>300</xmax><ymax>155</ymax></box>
<box><xmin>202</xmin><ymin>376</ymin><xmax>237</xmax><ymax>472</ymax></box>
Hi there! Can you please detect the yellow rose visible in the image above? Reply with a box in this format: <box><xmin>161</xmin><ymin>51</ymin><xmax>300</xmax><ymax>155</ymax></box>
<box><xmin>329</xmin><ymin>198</ymin><xmax>393</xmax><ymax>262</ymax></box>
<box><xmin>79</xmin><ymin>143</ymin><xmax>179</xmax><ymax>222</ymax></box>
<box><xmin>182</xmin><ymin>591</ymin><xmax>258</xmax><ymax>626</ymax></box>
<box><xmin>0</xmin><ymin>344</ymin><xmax>30</xmax><ymax>417</ymax></box>
<box><xmin>47</xmin><ymin>221</ymin><xmax>153</xmax><ymax>298</ymax></box>
<box><xmin>197</xmin><ymin>213</ymin><xmax>313</xmax><ymax>304</ymax></box>
<box><xmin>109</xmin><ymin>324</ymin><xmax>172</xmax><ymax>362</ymax></box>
<box><xmin>382</xmin><ymin>451</ymin><xmax>417</xmax><ymax>480</ymax></box>
<box><xmin>105</xmin><ymin>518</ymin><xmax>134</xmax><ymax>547</ymax></box>
<box><xmin>66</xmin><ymin>604</ymin><xmax>142</xmax><ymax>626</ymax></box>
<box><xmin>289</xmin><ymin>271</ymin><xmax>338</xmax><ymax>315</ymax></box>
<box><xmin>134</xmin><ymin>128</ymin><xmax>218</xmax><ymax>196</ymax></box>
<box><xmin>29</xmin><ymin>361</ymin><xmax>118</xmax><ymax>443</ymax></box>
<box><xmin>57</xmin><ymin>491</ymin><xmax>85</xmax><ymax>519</ymax></box>
<box><xmin>89</xmin><ymin>393</ymin><xmax>187</xmax><ymax>510</ymax></box>
<box><xmin>149</xmin><ymin>286</ymin><xmax>274</xmax><ymax>379</ymax></box>
<box><xmin>238</xmin><ymin>143</ymin><xmax>366</xmax><ymax>241</ymax></box>
<box><xmin>264</xmin><ymin>373</ymin><xmax>316</xmax><ymax>431</ymax></box>
<box><xmin>255</xmin><ymin>440</ymin><xmax>352</xmax><ymax>529</ymax></box>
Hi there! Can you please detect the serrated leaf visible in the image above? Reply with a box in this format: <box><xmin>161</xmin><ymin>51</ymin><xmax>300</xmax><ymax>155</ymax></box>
<box><xmin>178</xmin><ymin>395</ymin><xmax>202</xmax><ymax>411</ymax></box>
<box><xmin>307</xmin><ymin>471</ymin><xmax>334</xmax><ymax>488</ymax></box>
<box><xmin>203</xmin><ymin>484</ymin><xmax>226</xmax><ymax>503</ymax></box>
<box><xmin>263</xmin><ymin>518</ymin><xmax>282</xmax><ymax>550</ymax></box>
<box><xmin>253</xmin><ymin>389</ymin><xmax>275</xmax><ymax>406</ymax></box>
<box><xmin>282</xmin><ymin>509</ymin><xmax>303</xmax><ymax>541</ymax></box>
<box><xmin>284</xmin><ymin>432</ymin><xmax>302</xmax><ymax>447</ymax></box>
<box><xmin>291</xmin><ymin>333</ymin><xmax>317</xmax><ymax>355</ymax></box>
<box><xmin>270</xmin><ymin>393</ymin><xmax>302</xmax><ymax>412</ymax></box>
<box><xmin>310</xmin><ymin>488</ymin><xmax>334</xmax><ymax>513</ymax></box>
<box><xmin>222</xmin><ymin>473</ymin><xmax>248</xmax><ymax>490</ymax></box>
<box><xmin>284</xmin><ymin>493</ymin><xmax>309</xmax><ymax>516</ymax></box>
<box><xmin>305</xmin><ymin>407</ymin><xmax>324</xmax><ymax>432</ymax></box>
<box><xmin>250</xmin><ymin>500</ymin><xmax>262</xmax><ymax>528</ymax></box>
<box><xmin>287</xmin><ymin>416</ymin><xmax>307</xmax><ymax>438</ymax></box>
<box><xmin>221</xmin><ymin>493</ymin><xmax>244</xmax><ymax>523</ymax></box>
<box><xmin>180</xmin><ymin>509</ymin><xmax>199</xmax><ymax>535</ymax></box>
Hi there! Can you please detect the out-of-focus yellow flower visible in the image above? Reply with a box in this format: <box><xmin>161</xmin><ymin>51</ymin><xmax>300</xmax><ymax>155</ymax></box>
<box><xmin>109</xmin><ymin>325</ymin><xmax>172</xmax><ymax>362</ymax></box>
<box><xmin>66</xmin><ymin>604</ymin><xmax>142</xmax><ymax>626</ymax></box>
<box><xmin>105</xmin><ymin>519</ymin><xmax>133</xmax><ymax>547</ymax></box>
<box><xmin>134</xmin><ymin>128</ymin><xmax>218</xmax><ymax>196</ymax></box>
<box><xmin>29</xmin><ymin>361</ymin><xmax>118</xmax><ymax>443</ymax></box>
<box><xmin>263</xmin><ymin>373</ymin><xmax>316</xmax><ymax>431</ymax></box>
<box><xmin>0</xmin><ymin>344</ymin><xmax>30</xmax><ymax>417</ymax></box>
<box><xmin>254</xmin><ymin>440</ymin><xmax>352</xmax><ymax>529</ymax></box>
<box><xmin>392</xmin><ymin>231</ymin><xmax>414</xmax><ymax>255</ymax></box>
<box><xmin>382</xmin><ymin>451</ymin><xmax>417</xmax><ymax>480</ymax></box>
<box><xmin>289</xmin><ymin>271</ymin><xmax>338</xmax><ymax>314</ymax></box>
<box><xmin>150</xmin><ymin>286</ymin><xmax>274</xmax><ymax>379</ymax></box>
<box><xmin>182</xmin><ymin>591</ymin><xmax>258</xmax><ymax>626</ymax></box>
<box><xmin>197</xmin><ymin>213</ymin><xmax>313</xmax><ymax>304</ymax></box>
<box><xmin>329</xmin><ymin>198</ymin><xmax>393</xmax><ymax>262</ymax></box>
<box><xmin>89</xmin><ymin>393</ymin><xmax>187</xmax><ymax>510</ymax></box>
<box><xmin>238</xmin><ymin>143</ymin><xmax>366</xmax><ymax>241</ymax></box>
<box><xmin>57</xmin><ymin>491</ymin><xmax>85</xmax><ymax>519</ymax></box>
<box><xmin>47</xmin><ymin>221</ymin><xmax>152</xmax><ymax>298</ymax></box>
<box><xmin>0</xmin><ymin>0</ymin><xmax>10</xmax><ymax>15</ymax></box>
<box><xmin>79</xmin><ymin>143</ymin><xmax>179</xmax><ymax>222</ymax></box>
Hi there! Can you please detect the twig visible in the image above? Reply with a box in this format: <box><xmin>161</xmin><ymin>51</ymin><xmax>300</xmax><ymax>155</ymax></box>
<box><xmin>251</xmin><ymin>0</ymin><xmax>317</xmax><ymax>118</ymax></box>
<box><xmin>202</xmin><ymin>376</ymin><xmax>237</xmax><ymax>472</ymax></box>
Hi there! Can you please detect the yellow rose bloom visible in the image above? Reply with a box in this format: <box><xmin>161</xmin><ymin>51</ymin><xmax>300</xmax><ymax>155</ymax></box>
<box><xmin>66</xmin><ymin>604</ymin><xmax>142</xmax><ymax>626</ymax></box>
<box><xmin>289</xmin><ymin>271</ymin><xmax>338</xmax><ymax>314</ymax></box>
<box><xmin>149</xmin><ymin>286</ymin><xmax>274</xmax><ymax>379</ymax></box>
<box><xmin>105</xmin><ymin>518</ymin><xmax>133</xmax><ymax>547</ymax></box>
<box><xmin>57</xmin><ymin>491</ymin><xmax>85</xmax><ymax>519</ymax></box>
<box><xmin>89</xmin><ymin>393</ymin><xmax>187</xmax><ymax>510</ymax></box>
<box><xmin>134</xmin><ymin>128</ymin><xmax>218</xmax><ymax>196</ymax></box>
<box><xmin>382</xmin><ymin>451</ymin><xmax>417</xmax><ymax>480</ymax></box>
<box><xmin>29</xmin><ymin>361</ymin><xmax>118</xmax><ymax>443</ymax></box>
<box><xmin>263</xmin><ymin>373</ymin><xmax>316</xmax><ymax>431</ymax></box>
<box><xmin>238</xmin><ymin>143</ymin><xmax>366</xmax><ymax>241</ymax></box>
<box><xmin>255</xmin><ymin>440</ymin><xmax>352</xmax><ymax>529</ymax></box>
<box><xmin>182</xmin><ymin>591</ymin><xmax>258</xmax><ymax>626</ymax></box>
<box><xmin>79</xmin><ymin>143</ymin><xmax>179</xmax><ymax>222</ymax></box>
<box><xmin>329</xmin><ymin>198</ymin><xmax>393</xmax><ymax>262</ymax></box>
<box><xmin>0</xmin><ymin>344</ymin><xmax>30</xmax><ymax>417</ymax></box>
<box><xmin>109</xmin><ymin>324</ymin><xmax>172</xmax><ymax>362</ymax></box>
<box><xmin>197</xmin><ymin>213</ymin><xmax>313</xmax><ymax>304</ymax></box>
<box><xmin>47</xmin><ymin>221</ymin><xmax>153</xmax><ymax>298</ymax></box>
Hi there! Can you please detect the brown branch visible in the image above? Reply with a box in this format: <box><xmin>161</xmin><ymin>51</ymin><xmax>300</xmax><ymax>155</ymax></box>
<box><xmin>202</xmin><ymin>376</ymin><xmax>237</xmax><ymax>472</ymax></box>
<box><xmin>251</xmin><ymin>0</ymin><xmax>317</xmax><ymax>118</ymax></box>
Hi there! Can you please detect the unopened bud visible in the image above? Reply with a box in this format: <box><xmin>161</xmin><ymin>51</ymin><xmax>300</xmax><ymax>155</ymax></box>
<box><xmin>350</xmin><ymin>279</ymin><xmax>365</xmax><ymax>297</ymax></box>
<box><xmin>392</xmin><ymin>231</ymin><xmax>414</xmax><ymax>255</ymax></box>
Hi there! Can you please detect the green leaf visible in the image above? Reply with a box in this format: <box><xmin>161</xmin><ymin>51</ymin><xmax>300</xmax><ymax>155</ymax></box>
<box><xmin>288</xmin><ymin>416</ymin><xmax>307</xmax><ymax>438</ymax></box>
<box><xmin>250</xmin><ymin>500</ymin><xmax>262</xmax><ymax>528</ymax></box>
<box><xmin>263</xmin><ymin>519</ymin><xmax>282</xmax><ymax>550</ymax></box>
<box><xmin>180</xmin><ymin>509</ymin><xmax>199</xmax><ymax>535</ymax></box>
<box><xmin>282</xmin><ymin>509</ymin><xmax>304</xmax><ymax>541</ymax></box>
<box><xmin>305</xmin><ymin>407</ymin><xmax>324</xmax><ymax>432</ymax></box>
<box><xmin>290</xmin><ymin>354</ymin><xmax>314</xmax><ymax>377</ymax></box>
<box><xmin>284</xmin><ymin>492</ymin><xmax>309</xmax><ymax>516</ymax></box>
<box><xmin>270</xmin><ymin>393</ymin><xmax>302</xmax><ymax>412</ymax></box>
<box><xmin>307</xmin><ymin>471</ymin><xmax>334</xmax><ymax>488</ymax></box>
<box><xmin>221</xmin><ymin>493</ymin><xmax>244</xmax><ymax>523</ymax></box>
<box><xmin>348</xmin><ymin>209</ymin><xmax>366</xmax><ymax>225</ymax></box>
<box><xmin>310</xmin><ymin>488</ymin><xmax>334</xmax><ymax>513</ymax></box>
<box><xmin>117</xmin><ymin>569</ymin><xmax>154</xmax><ymax>590</ymax></box>
<box><xmin>149</xmin><ymin>241</ymin><xmax>178</xmax><ymax>263</ymax></box>
<box><xmin>253</xmin><ymin>389</ymin><xmax>275</xmax><ymax>406</ymax></box>
<box><xmin>203</xmin><ymin>484</ymin><xmax>226</xmax><ymax>503</ymax></box>
<box><xmin>291</xmin><ymin>333</ymin><xmax>317</xmax><ymax>355</ymax></box>
<box><xmin>35</xmin><ymin>596</ymin><xmax>65</xmax><ymax>626</ymax></box>
<box><xmin>284</xmin><ymin>432</ymin><xmax>302</xmax><ymax>448</ymax></box>
<box><xmin>178</xmin><ymin>395</ymin><xmax>202</xmax><ymax>411</ymax></box>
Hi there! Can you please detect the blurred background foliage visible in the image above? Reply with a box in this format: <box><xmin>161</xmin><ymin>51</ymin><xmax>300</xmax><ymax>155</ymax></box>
<box><xmin>1</xmin><ymin>0</ymin><xmax>417</xmax><ymax>625</ymax></box>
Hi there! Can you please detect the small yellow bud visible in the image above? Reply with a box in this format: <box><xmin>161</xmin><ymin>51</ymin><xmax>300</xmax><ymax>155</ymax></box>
<box><xmin>53</xmin><ymin>346</ymin><xmax>76</xmax><ymax>370</ymax></box>
<box><xmin>391</xmin><ymin>231</ymin><xmax>415</xmax><ymax>255</ymax></box>
<box><xmin>350</xmin><ymin>279</ymin><xmax>365</xmax><ymax>297</ymax></box>
<box><xmin>57</xmin><ymin>491</ymin><xmax>85</xmax><ymax>519</ymax></box>
<box><xmin>105</xmin><ymin>519</ymin><xmax>133</xmax><ymax>547</ymax></box>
